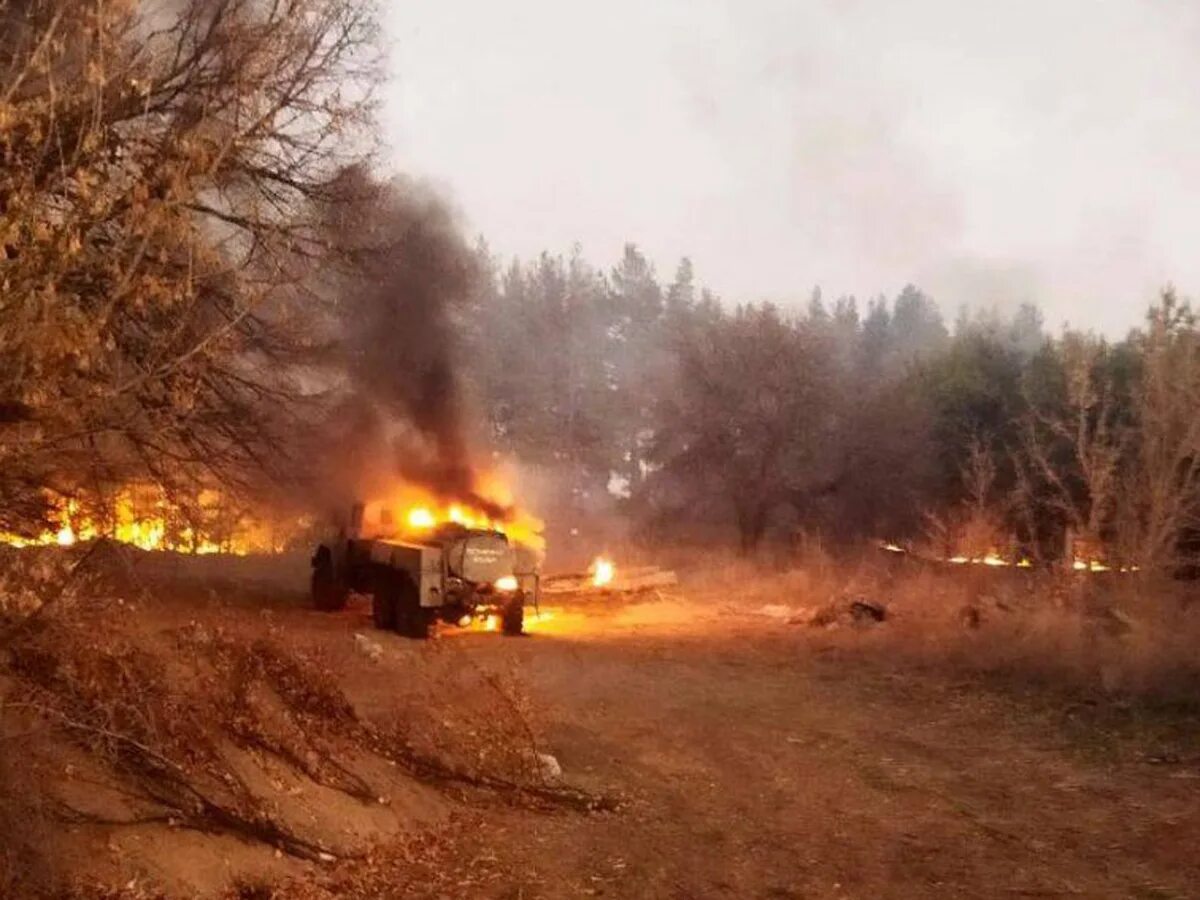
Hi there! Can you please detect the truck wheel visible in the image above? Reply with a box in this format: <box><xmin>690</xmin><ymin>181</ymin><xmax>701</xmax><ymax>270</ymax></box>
<box><xmin>372</xmin><ymin>571</ymin><xmax>397</xmax><ymax>630</ymax></box>
<box><xmin>501</xmin><ymin>593</ymin><xmax>525</xmax><ymax>636</ymax></box>
<box><xmin>394</xmin><ymin>573</ymin><xmax>432</xmax><ymax>640</ymax></box>
<box><xmin>312</xmin><ymin>546</ymin><xmax>348</xmax><ymax>611</ymax></box>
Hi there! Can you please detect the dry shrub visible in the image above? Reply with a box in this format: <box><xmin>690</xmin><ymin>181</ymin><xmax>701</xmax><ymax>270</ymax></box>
<box><xmin>378</xmin><ymin>642</ymin><xmax>559</xmax><ymax>790</ymax></box>
<box><xmin>203</xmin><ymin>631</ymin><xmax>374</xmax><ymax>799</ymax></box>
<box><xmin>951</xmin><ymin>580</ymin><xmax>1200</xmax><ymax>700</ymax></box>
<box><xmin>339</xmin><ymin>638</ymin><xmax>612</xmax><ymax>814</ymax></box>
<box><xmin>0</xmin><ymin>547</ymin><xmax>81</xmax><ymax>896</ymax></box>
<box><xmin>60</xmin><ymin>884</ymin><xmax>171</xmax><ymax>900</ymax></box>
<box><xmin>0</xmin><ymin>546</ymin><xmax>73</xmax><ymax>620</ymax></box>
<box><xmin>839</xmin><ymin>562</ymin><xmax>1200</xmax><ymax>700</ymax></box>
<box><xmin>52</xmin><ymin>822</ymin><xmax>512</xmax><ymax>899</ymax></box>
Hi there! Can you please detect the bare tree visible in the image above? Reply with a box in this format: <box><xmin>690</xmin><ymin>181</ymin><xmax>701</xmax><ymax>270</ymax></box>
<box><xmin>0</xmin><ymin>0</ymin><xmax>379</xmax><ymax>533</ymax></box>
<box><xmin>1013</xmin><ymin>292</ymin><xmax>1200</xmax><ymax>572</ymax></box>
<box><xmin>1119</xmin><ymin>291</ymin><xmax>1200</xmax><ymax>570</ymax></box>
<box><xmin>925</xmin><ymin>435</ymin><xmax>1012</xmax><ymax>559</ymax></box>
<box><xmin>1015</xmin><ymin>332</ymin><xmax>1125</xmax><ymax>562</ymax></box>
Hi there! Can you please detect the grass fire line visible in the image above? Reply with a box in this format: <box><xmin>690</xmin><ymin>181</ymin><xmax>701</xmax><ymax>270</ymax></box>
<box><xmin>877</xmin><ymin>541</ymin><xmax>1141</xmax><ymax>574</ymax></box>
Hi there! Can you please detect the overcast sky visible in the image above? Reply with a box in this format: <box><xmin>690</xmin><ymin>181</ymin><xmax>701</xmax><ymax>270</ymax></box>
<box><xmin>381</xmin><ymin>0</ymin><xmax>1200</xmax><ymax>336</ymax></box>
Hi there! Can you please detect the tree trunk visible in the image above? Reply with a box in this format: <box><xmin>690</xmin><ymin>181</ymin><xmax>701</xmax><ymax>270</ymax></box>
<box><xmin>737</xmin><ymin>502</ymin><xmax>769</xmax><ymax>555</ymax></box>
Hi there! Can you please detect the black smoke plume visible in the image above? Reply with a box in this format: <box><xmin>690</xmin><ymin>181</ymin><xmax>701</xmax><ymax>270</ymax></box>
<box><xmin>321</xmin><ymin>166</ymin><xmax>506</xmax><ymax>519</ymax></box>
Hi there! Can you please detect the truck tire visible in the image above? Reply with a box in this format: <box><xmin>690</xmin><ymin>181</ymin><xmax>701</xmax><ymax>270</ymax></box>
<box><xmin>311</xmin><ymin>546</ymin><xmax>348</xmax><ymax>611</ymax></box>
<box><xmin>371</xmin><ymin>570</ymin><xmax>397</xmax><ymax>630</ymax></box>
<box><xmin>501</xmin><ymin>593</ymin><xmax>525</xmax><ymax>636</ymax></box>
<box><xmin>393</xmin><ymin>572</ymin><xmax>432</xmax><ymax>639</ymax></box>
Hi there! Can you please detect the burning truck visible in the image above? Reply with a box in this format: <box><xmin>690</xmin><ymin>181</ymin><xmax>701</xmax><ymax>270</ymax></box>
<box><xmin>310</xmin><ymin>501</ymin><xmax>541</xmax><ymax>638</ymax></box>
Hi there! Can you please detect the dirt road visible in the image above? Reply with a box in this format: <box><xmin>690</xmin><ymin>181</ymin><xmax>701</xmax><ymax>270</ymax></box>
<box><xmin>383</xmin><ymin>596</ymin><xmax>1200</xmax><ymax>899</ymax></box>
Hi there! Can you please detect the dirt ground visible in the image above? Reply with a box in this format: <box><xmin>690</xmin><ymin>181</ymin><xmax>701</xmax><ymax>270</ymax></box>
<box><xmin>429</xmin><ymin>599</ymin><xmax>1200</xmax><ymax>899</ymax></box>
<box><xmin>12</xmin><ymin>553</ymin><xmax>1200</xmax><ymax>898</ymax></box>
<box><xmin>191</xmin><ymin>561</ymin><xmax>1200</xmax><ymax>899</ymax></box>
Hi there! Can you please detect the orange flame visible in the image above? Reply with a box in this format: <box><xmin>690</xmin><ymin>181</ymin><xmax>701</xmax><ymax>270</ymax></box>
<box><xmin>881</xmin><ymin>538</ymin><xmax>1127</xmax><ymax>574</ymax></box>
<box><xmin>361</xmin><ymin>477</ymin><xmax>545</xmax><ymax>551</ymax></box>
<box><xmin>0</xmin><ymin>488</ymin><xmax>290</xmax><ymax>555</ymax></box>
<box><xmin>591</xmin><ymin>557</ymin><xmax>615</xmax><ymax>587</ymax></box>
<box><xmin>406</xmin><ymin>507</ymin><xmax>436</xmax><ymax>529</ymax></box>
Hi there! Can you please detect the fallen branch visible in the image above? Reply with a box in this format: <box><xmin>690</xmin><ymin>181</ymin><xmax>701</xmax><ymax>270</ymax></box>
<box><xmin>373</xmin><ymin>730</ymin><xmax>618</xmax><ymax>814</ymax></box>
<box><xmin>12</xmin><ymin>700</ymin><xmax>349</xmax><ymax>862</ymax></box>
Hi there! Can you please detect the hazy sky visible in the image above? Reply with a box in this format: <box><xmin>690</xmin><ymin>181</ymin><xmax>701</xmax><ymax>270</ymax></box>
<box><xmin>381</xmin><ymin>0</ymin><xmax>1200</xmax><ymax>336</ymax></box>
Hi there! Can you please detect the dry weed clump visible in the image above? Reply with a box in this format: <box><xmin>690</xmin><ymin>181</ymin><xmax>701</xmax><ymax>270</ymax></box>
<box><xmin>852</xmin><ymin>563</ymin><xmax>1200</xmax><ymax>699</ymax></box>
<box><xmin>218</xmin><ymin>819</ymin><xmax>516</xmax><ymax>900</ymax></box>
<box><xmin>0</xmin><ymin>722</ymin><xmax>56</xmax><ymax>895</ymax></box>
<box><xmin>952</xmin><ymin>581</ymin><xmax>1200</xmax><ymax>700</ymax></box>
<box><xmin>679</xmin><ymin>544</ymin><xmax>842</xmax><ymax>610</ymax></box>
<box><xmin>203</xmin><ymin>632</ymin><xmax>375</xmax><ymax>801</ymax></box>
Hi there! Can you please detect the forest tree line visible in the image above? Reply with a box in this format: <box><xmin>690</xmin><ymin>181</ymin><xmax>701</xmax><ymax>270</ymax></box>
<box><xmin>461</xmin><ymin>245</ymin><xmax>1200</xmax><ymax>571</ymax></box>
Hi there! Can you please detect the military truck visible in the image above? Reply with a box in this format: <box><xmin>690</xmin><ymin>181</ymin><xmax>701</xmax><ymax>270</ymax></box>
<box><xmin>310</xmin><ymin>504</ymin><xmax>538</xmax><ymax>638</ymax></box>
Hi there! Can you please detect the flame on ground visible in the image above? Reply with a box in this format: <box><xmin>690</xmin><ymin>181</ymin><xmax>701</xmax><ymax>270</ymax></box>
<box><xmin>944</xmin><ymin>551</ymin><xmax>1020</xmax><ymax>567</ymax></box>
<box><xmin>880</xmin><ymin>540</ymin><xmax>1135</xmax><ymax>574</ymax></box>
<box><xmin>591</xmin><ymin>557</ymin><xmax>615</xmax><ymax>588</ymax></box>
<box><xmin>451</xmin><ymin>607</ymin><xmax>556</xmax><ymax>634</ymax></box>
<box><xmin>1072</xmin><ymin>559</ymin><xmax>1138</xmax><ymax>573</ymax></box>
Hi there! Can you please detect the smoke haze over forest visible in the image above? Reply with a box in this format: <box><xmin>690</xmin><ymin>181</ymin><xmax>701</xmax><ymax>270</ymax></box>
<box><xmin>383</xmin><ymin>0</ymin><xmax>1200</xmax><ymax>336</ymax></box>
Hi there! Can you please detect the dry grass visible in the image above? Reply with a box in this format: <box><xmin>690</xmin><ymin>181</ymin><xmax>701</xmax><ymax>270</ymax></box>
<box><xmin>682</xmin><ymin>546</ymin><xmax>1200</xmax><ymax>704</ymax></box>
<box><xmin>873</xmin><ymin>566</ymin><xmax>1200</xmax><ymax>704</ymax></box>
